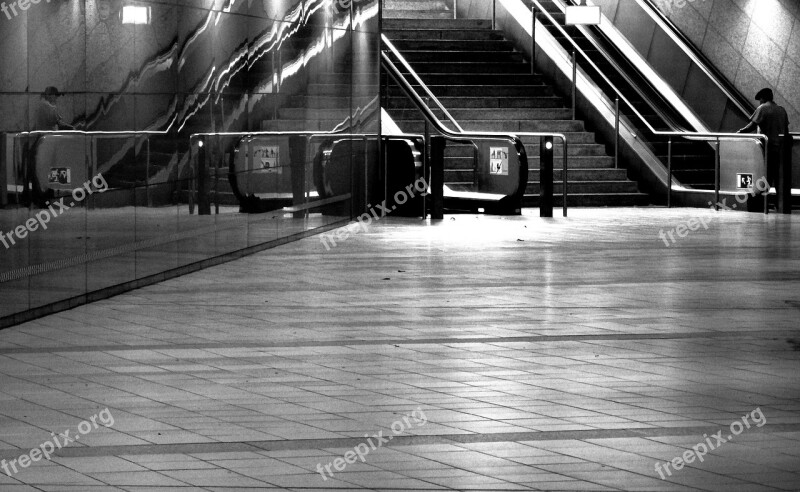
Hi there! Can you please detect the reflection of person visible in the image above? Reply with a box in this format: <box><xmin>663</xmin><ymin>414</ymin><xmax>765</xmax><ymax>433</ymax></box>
<box><xmin>737</xmin><ymin>88</ymin><xmax>790</xmax><ymax>187</ymax></box>
<box><xmin>35</xmin><ymin>86</ymin><xmax>74</xmax><ymax>131</ymax></box>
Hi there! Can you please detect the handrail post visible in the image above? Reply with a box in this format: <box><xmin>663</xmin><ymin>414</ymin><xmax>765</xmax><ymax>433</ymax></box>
<box><xmin>714</xmin><ymin>138</ymin><xmax>720</xmax><ymax>211</ymax></box>
<box><xmin>146</xmin><ymin>137</ymin><xmax>152</xmax><ymax>207</ymax></box>
<box><xmin>430</xmin><ymin>136</ymin><xmax>445</xmax><ymax>220</ymax></box>
<box><xmin>214</xmin><ymin>135</ymin><xmax>220</xmax><ymax>215</ymax></box>
<box><xmin>492</xmin><ymin>0</ymin><xmax>496</xmax><ymax>30</ymax></box>
<box><xmin>764</xmin><ymin>141</ymin><xmax>769</xmax><ymax>215</ymax></box>
<box><xmin>667</xmin><ymin>137</ymin><xmax>672</xmax><ymax>208</ymax></box>
<box><xmin>614</xmin><ymin>98</ymin><xmax>620</xmax><ymax>169</ymax></box>
<box><xmin>571</xmin><ymin>51</ymin><xmax>577</xmax><ymax>121</ymax></box>
<box><xmin>563</xmin><ymin>138</ymin><xmax>568</xmax><ymax>217</ymax></box>
<box><xmin>531</xmin><ymin>6</ymin><xmax>536</xmax><ymax>75</ymax></box>
<box><xmin>454</xmin><ymin>0</ymin><xmax>457</xmax><ymax>19</ymax></box>
<box><xmin>778</xmin><ymin>136</ymin><xmax>792</xmax><ymax>214</ymax></box>
<box><xmin>540</xmin><ymin>136</ymin><xmax>554</xmax><ymax>217</ymax></box>
<box><xmin>197</xmin><ymin>138</ymin><xmax>210</xmax><ymax>215</ymax></box>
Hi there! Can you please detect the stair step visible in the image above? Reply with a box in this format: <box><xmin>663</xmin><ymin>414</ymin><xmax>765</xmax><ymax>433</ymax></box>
<box><xmin>391</xmin><ymin>39</ymin><xmax>515</xmax><ymax>51</ymax></box>
<box><xmin>390</xmin><ymin>109</ymin><xmax>574</xmax><ymax>121</ymax></box>
<box><xmin>383</xmin><ymin>18</ymin><xmax>492</xmax><ymax>29</ymax></box>
<box><xmin>385</xmin><ymin>29</ymin><xmax>503</xmax><ymax>41</ymax></box>
<box><xmin>522</xmin><ymin>193</ymin><xmax>650</xmax><ymax>207</ymax></box>
<box><xmin>384</xmin><ymin>0</ymin><xmax>453</xmax><ymax>8</ymax></box>
<box><xmin>384</xmin><ymin>10</ymin><xmax>454</xmax><ymax>19</ymax></box>
<box><xmin>401</xmin><ymin>62</ymin><xmax>532</xmax><ymax>74</ymax></box>
<box><xmin>400</xmin><ymin>51</ymin><xmax>525</xmax><ymax>63</ymax></box>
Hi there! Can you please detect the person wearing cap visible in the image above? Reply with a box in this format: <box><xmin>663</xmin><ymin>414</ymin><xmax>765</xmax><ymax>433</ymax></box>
<box><xmin>35</xmin><ymin>86</ymin><xmax>74</xmax><ymax>131</ymax></box>
<box><xmin>737</xmin><ymin>88</ymin><xmax>790</xmax><ymax>190</ymax></box>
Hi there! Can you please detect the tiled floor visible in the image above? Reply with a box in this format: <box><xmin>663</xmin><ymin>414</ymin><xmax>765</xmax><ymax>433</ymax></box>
<box><xmin>1</xmin><ymin>207</ymin><xmax>799</xmax><ymax>491</ymax></box>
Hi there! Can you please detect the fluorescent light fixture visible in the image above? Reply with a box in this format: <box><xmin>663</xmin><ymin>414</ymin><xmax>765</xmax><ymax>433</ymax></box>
<box><xmin>122</xmin><ymin>5</ymin><xmax>150</xmax><ymax>24</ymax></box>
<box><xmin>565</xmin><ymin>6</ymin><xmax>600</xmax><ymax>25</ymax></box>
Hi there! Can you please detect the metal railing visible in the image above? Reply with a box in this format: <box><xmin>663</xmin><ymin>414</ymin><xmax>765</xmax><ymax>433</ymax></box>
<box><xmin>6</xmin><ymin>130</ymin><xmax>170</xmax><ymax>207</ymax></box>
<box><xmin>188</xmin><ymin>130</ymin><xmax>425</xmax><ymax>217</ymax></box>
<box><xmin>381</xmin><ymin>33</ymin><xmax>570</xmax><ymax>216</ymax></box>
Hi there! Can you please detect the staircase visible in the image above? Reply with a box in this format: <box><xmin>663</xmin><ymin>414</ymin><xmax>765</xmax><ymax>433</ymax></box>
<box><xmin>383</xmin><ymin>3</ymin><xmax>650</xmax><ymax>207</ymax></box>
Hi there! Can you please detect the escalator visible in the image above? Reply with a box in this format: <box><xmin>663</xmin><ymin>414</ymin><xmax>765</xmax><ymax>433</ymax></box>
<box><xmin>528</xmin><ymin>0</ymin><xmax>753</xmax><ymax>191</ymax></box>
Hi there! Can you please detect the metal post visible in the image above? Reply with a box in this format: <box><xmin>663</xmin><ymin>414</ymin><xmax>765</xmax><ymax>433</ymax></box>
<box><xmin>763</xmin><ymin>143</ymin><xmax>769</xmax><ymax>215</ymax></box>
<box><xmin>614</xmin><ymin>98</ymin><xmax>620</xmax><ymax>169</ymax></box>
<box><xmin>214</xmin><ymin>136</ymin><xmax>220</xmax><ymax>215</ymax></box>
<box><xmin>714</xmin><ymin>138</ymin><xmax>720</xmax><ymax>211</ymax></box>
<box><xmin>454</xmin><ymin>0</ymin><xmax>457</xmax><ymax>19</ymax></box>
<box><xmin>778</xmin><ymin>137</ymin><xmax>792</xmax><ymax>214</ymax></box>
<box><xmin>571</xmin><ymin>51</ymin><xmax>577</xmax><ymax>121</ymax></box>
<box><xmin>540</xmin><ymin>137</ymin><xmax>554</xmax><ymax>217</ymax></box>
<box><xmin>531</xmin><ymin>6</ymin><xmax>536</xmax><ymax>75</ymax></box>
<box><xmin>197</xmin><ymin>140</ymin><xmax>210</xmax><ymax>215</ymax></box>
<box><xmin>562</xmin><ymin>139</ymin><xmax>568</xmax><ymax>217</ymax></box>
<box><xmin>430</xmin><ymin>136</ymin><xmax>445</xmax><ymax>220</ymax></box>
<box><xmin>667</xmin><ymin>138</ymin><xmax>672</xmax><ymax>208</ymax></box>
<box><xmin>492</xmin><ymin>0</ymin><xmax>496</xmax><ymax>30</ymax></box>
<box><xmin>363</xmin><ymin>136</ymin><xmax>369</xmax><ymax>211</ymax></box>
<box><xmin>146</xmin><ymin>137</ymin><xmax>152</xmax><ymax>207</ymax></box>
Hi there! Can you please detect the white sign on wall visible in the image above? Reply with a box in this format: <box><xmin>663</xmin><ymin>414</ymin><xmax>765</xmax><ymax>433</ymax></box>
<box><xmin>490</xmin><ymin>147</ymin><xmax>509</xmax><ymax>176</ymax></box>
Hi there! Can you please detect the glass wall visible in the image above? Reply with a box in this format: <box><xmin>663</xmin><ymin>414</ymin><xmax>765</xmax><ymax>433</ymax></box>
<box><xmin>0</xmin><ymin>0</ymin><xmax>380</xmax><ymax>325</ymax></box>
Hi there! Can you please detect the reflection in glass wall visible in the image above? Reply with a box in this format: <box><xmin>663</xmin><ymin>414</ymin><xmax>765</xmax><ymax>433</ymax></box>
<box><xmin>0</xmin><ymin>0</ymin><xmax>380</xmax><ymax>325</ymax></box>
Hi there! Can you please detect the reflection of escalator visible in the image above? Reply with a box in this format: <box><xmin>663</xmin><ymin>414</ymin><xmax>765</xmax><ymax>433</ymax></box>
<box><xmin>531</xmin><ymin>0</ymin><xmax>731</xmax><ymax>190</ymax></box>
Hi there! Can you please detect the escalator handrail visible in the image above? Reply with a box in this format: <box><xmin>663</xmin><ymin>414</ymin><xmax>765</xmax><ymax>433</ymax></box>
<box><xmin>382</xmin><ymin>34</ymin><xmax>464</xmax><ymax>133</ymax></box>
<box><xmin>528</xmin><ymin>0</ymin><xmax>767</xmax><ymax>147</ymax></box>
<box><xmin>633</xmin><ymin>0</ymin><xmax>754</xmax><ymax>119</ymax></box>
<box><xmin>555</xmin><ymin>0</ymin><xmax>692</xmax><ymax>132</ymax></box>
<box><xmin>530</xmin><ymin>0</ymin><xmax>659</xmax><ymax>134</ymax></box>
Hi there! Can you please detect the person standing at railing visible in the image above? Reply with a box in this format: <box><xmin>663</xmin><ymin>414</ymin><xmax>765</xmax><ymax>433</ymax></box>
<box><xmin>737</xmin><ymin>88</ymin><xmax>790</xmax><ymax>192</ymax></box>
<box><xmin>34</xmin><ymin>87</ymin><xmax>74</xmax><ymax>131</ymax></box>
<box><xmin>22</xmin><ymin>87</ymin><xmax>74</xmax><ymax>206</ymax></box>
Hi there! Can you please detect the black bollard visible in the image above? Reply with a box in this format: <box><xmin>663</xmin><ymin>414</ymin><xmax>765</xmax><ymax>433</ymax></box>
<box><xmin>540</xmin><ymin>136</ymin><xmax>554</xmax><ymax>217</ymax></box>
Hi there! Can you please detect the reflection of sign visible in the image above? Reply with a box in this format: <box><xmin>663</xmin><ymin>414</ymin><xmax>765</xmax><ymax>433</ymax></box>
<box><xmin>565</xmin><ymin>5</ymin><xmax>601</xmax><ymax>25</ymax></box>
<box><xmin>737</xmin><ymin>173</ymin><xmax>754</xmax><ymax>189</ymax></box>
<box><xmin>490</xmin><ymin>147</ymin><xmax>508</xmax><ymax>176</ymax></box>
<box><xmin>48</xmin><ymin>167</ymin><xmax>71</xmax><ymax>185</ymax></box>
<box><xmin>254</xmin><ymin>145</ymin><xmax>281</xmax><ymax>174</ymax></box>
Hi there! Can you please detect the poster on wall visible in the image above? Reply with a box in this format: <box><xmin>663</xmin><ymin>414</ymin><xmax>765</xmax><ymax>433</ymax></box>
<box><xmin>490</xmin><ymin>147</ymin><xmax>508</xmax><ymax>176</ymax></box>
<box><xmin>254</xmin><ymin>146</ymin><xmax>281</xmax><ymax>174</ymax></box>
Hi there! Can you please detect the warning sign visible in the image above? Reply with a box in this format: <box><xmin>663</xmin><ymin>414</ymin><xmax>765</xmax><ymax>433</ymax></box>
<box><xmin>490</xmin><ymin>147</ymin><xmax>508</xmax><ymax>176</ymax></box>
<box><xmin>48</xmin><ymin>167</ymin><xmax>71</xmax><ymax>185</ymax></box>
<box><xmin>254</xmin><ymin>145</ymin><xmax>281</xmax><ymax>174</ymax></box>
<box><xmin>737</xmin><ymin>173</ymin><xmax>754</xmax><ymax>189</ymax></box>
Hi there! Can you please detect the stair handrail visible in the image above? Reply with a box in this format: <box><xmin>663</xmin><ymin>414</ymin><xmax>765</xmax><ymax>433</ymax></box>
<box><xmin>382</xmin><ymin>34</ymin><xmax>464</xmax><ymax>133</ymax></box>
<box><xmin>381</xmin><ymin>50</ymin><xmax>571</xmax><ymax>216</ymax></box>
